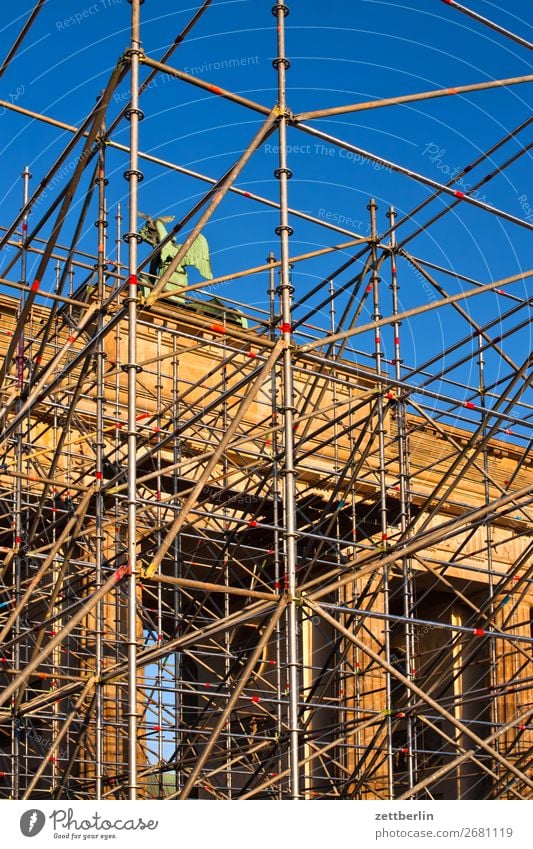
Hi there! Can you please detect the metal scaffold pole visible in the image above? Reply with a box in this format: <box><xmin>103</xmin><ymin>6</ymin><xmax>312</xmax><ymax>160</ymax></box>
<box><xmin>12</xmin><ymin>164</ymin><xmax>31</xmax><ymax>800</ymax></box>
<box><xmin>125</xmin><ymin>0</ymin><xmax>143</xmax><ymax>800</ymax></box>
<box><xmin>94</xmin><ymin>124</ymin><xmax>108</xmax><ymax>800</ymax></box>
<box><xmin>368</xmin><ymin>198</ymin><xmax>394</xmax><ymax>796</ymax></box>
<box><xmin>387</xmin><ymin>205</ymin><xmax>416</xmax><ymax>792</ymax></box>
<box><xmin>268</xmin><ymin>249</ymin><xmax>284</xmax><ymax>797</ymax></box>
<box><xmin>272</xmin><ymin>1</ymin><xmax>301</xmax><ymax>800</ymax></box>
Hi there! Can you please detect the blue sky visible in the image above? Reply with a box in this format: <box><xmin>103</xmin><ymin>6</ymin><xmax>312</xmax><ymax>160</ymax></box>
<box><xmin>0</xmin><ymin>0</ymin><xmax>531</xmax><ymax>431</ymax></box>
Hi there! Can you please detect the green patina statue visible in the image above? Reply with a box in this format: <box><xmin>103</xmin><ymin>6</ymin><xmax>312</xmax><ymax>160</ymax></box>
<box><xmin>137</xmin><ymin>214</ymin><xmax>248</xmax><ymax>329</ymax></box>
<box><xmin>138</xmin><ymin>213</ymin><xmax>213</xmax><ymax>303</ymax></box>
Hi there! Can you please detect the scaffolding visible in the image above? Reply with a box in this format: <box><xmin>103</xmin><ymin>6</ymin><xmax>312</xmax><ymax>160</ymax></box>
<box><xmin>0</xmin><ymin>0</ymin><xmax>532</xmax><ymax>800</ymax></box>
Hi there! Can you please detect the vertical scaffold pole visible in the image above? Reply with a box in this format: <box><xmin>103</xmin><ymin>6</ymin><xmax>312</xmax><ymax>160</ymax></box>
<box><xmin>125</xmin><ymin>0</ymin><xmax>143</xmax><ymax>800</ymax></box>
<box><xmin>12</xmin><ymin>164</ymin><xmax>31</xmax><ymax>799</ymax></box>
<box><xmin>272</xmin><ymin>1</ymin><xmax>300</xmax><ymax>799</ymax></box>
<box><xmin>171</xmin><ymin>338</ymin><xmax>183</xmax><ymax>794</ymax></box>
<box><xmin>17</xmin><ymin>167</ymin><xmax>31</xmax><ymax>394</ymax></box>
<box><xmin>94</xmin><ymin>125</ymin><xmax>108</xmax><ymax>799</ymax></box>
<box><xmin>113</xmin><ymin>200</ymin><xmax>123</xmax><ymax>786</ymax></box>
<box><xmin>114</xmin><ymin>201</ymin><xmax>122</xmax><ymax>290</ymax></box>
<box><xmin>478</xmin><ymin>333</ymin><xmax>499</xmax><ymax>768</ymax></box>
<box><xmin>268</xmin><ymin>250</ymin><xmax>283</xmax><ymax>796</ymax></box>
<box><xmin>368</xmin><ymin>198</ymin><xmax>394</xmax><ymax>797</ymax></box>
<box><xmin>387</xmin><ymin>205</ymin><xmax>416</xmax><ymax>793</ymax></box>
